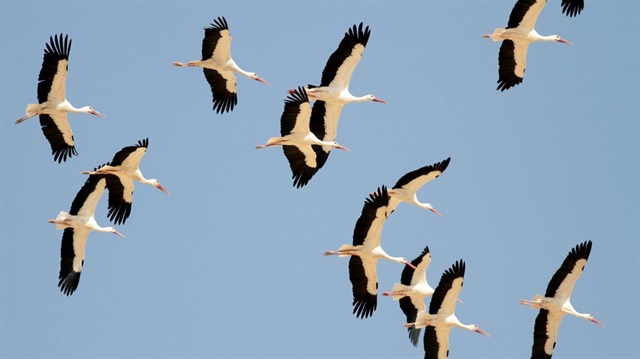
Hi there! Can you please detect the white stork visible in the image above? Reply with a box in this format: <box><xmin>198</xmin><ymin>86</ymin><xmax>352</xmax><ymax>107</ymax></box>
<box><xmin>256</xmin><ymin>86</ymin><xmax>349</xmax><ymax>188</ymax></box>
<box><xmin>324</xmin><ymin>186</ymin><xmax>416</xmax><ymax>319</ymax></box>
<box><xmin>483</xmin><ymin>0</ymin><xmax>572</xmax><ymax>91</ymax></box>
<box><xmin>521</xmin><ymin>240</ymin><xmax>603</xmax><ymax>358</ymax></box>
<box><xmin>48</xmin><ymin>174</ymin><xmax>124</xmax><ymax>296</ymax></box>
<box><xmin>407</xmin><ymin>260</ymin><xmax>489</xmax><ymax>359</ymax></box>
<box><xmin>385</xmin><ymin>157</ymin><xmax>451</xmax><ymax>216</ymax></box>
<box><xmin>383</xmin><ymin>245</ymin><xmax>435</xmax><ymax>346</ymax></box>
<box><xmin>16</xmin><ymin>33</ymin><xmax>105</xmax><ymax>163</ymax></box>
<box><xmin>82</xmin><ymin>138</ymin><xmax>168</xmax><ymax>225</ymax></box>
<box><xmin>290</xmin><ymin>23</ymin><xmax>386</xmax><ymax>170</ymax></box>
<box><xmin>173</xmin><ymin>17</ymin><xmax>268</xmax><ymax>114</ymax></box>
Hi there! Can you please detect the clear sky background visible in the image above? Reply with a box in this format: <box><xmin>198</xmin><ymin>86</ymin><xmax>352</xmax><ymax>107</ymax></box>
<box><xmin>1</xmin><ymin>1</ymin><xmax>638</xmax><ymax>358</ymax></box>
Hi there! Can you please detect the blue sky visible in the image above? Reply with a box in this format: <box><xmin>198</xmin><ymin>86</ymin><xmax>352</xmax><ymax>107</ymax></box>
<box><xmin>1</xmin><ymin>1</ymin><xmax>638</xmax><ymax>358</ymax></box>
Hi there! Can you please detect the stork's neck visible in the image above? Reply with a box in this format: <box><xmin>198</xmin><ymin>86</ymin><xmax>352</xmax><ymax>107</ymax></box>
<box><xmin>528</xmin><ymin>30</ymin><xmax>556</xmax><ymax>42</ymax></box>
<box><xmin>139</xmin><ymin>177</ymin><xmax>156</xmax><ymax>186</ymax></box>
<box><xmin>228</xmin><ymin>59</ymin><xmax>252</xmax><ymax>79</ymax></box>
<box><xmin>95</xmin><ymin>225</ymin><xmax>114</xmax><ymax>233</ymax></box>
<box><xmin>344</xmin><ymin>93</ymin><xmax>373</xmax><ymax>103</ymax></box>
<box><xmin>377</xmin><ymin>250</ymin><xmax>406</xmax><ymax>265</ymax></box>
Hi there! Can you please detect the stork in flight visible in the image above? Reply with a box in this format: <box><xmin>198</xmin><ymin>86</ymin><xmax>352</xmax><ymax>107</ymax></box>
<box><xmin>82</xmin><ymin>138</ymin><xmax>168</xmax><ymax>225</ymax></box>
<box><xmin>324</xmin><ymin>186</ymin><xmax>416</xmax><ymax>319</ymax></box>
<box><xmin>383</xmin><ymin>245</ymin><xmax>435</xmax><ymax>346</ymax></box>
<box><xmin>256</xmin><ymin>86</ymin><xmax>349</xmax><ymax>188</ymax></box>
<box><xmin>16</xmin><ymin>33</ymin><xmax>105</xmax><ymax>163</ymax></box>
<box><xmin>384</xmin><ymin>157</ymin><xmax>451</xmax><ymax>216</ymax></box>
<box><xmin>521</xmin><ymin>240</ymin><xmax>603</xmax><ymax>358</ymax></box>
<box><xmin>407</xmin><ymin>260</ymin><xmax>489</xmax><ymax>359</ymax></box>
<box><xmin>173</xmin><ymin>16</ymin><xmax>268</xmax><ymax>114</ymax></box>
<box><xmin>49</xmin><ymin>174</ymin><xmax>124</xmax><ymax>296</ymax></box>
<box><xmin>290</xmin><ymin>23</ymin><xmax>387</xmax><ymax>174</ymax></box>
<box><xmin>483</xmin><ymin>0</ymin><xmax>572</xmax><ymax>91</ymax></box>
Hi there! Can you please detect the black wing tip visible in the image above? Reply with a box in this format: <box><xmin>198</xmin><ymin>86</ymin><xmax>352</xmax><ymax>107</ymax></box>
<box><xmin>136</xmin><ymin>138</ymin><xmax>149</xmax><ymax>148</ymax></box>
<box><xmin>408</xmin><ymin>326</ymin><xmax>421</xmax><ymax>347</ymax></box>
<box><xmin>45</xmin><ymin>33</ymin><xmax>71</xmax><ymax>58</ymax></box>
<box><xmin>347</xmin><ymin>22</ymin><xmax>371</xmax><ymax>46</ymax></box>
<box><xmin>292</xmin><ymin>169</ymin><xmax>316</xmax><ymax>188</ymax></box>
<box><xmin>52</xmin><ymin>146</ymin><xmax>78</xmax><ymax>163</ymax></box>
<box><xmin>212</xmin><ymin>92</ymin><xmax>238</xmax><ymax>114</ymax></box>
<box><xmin>435</xmin><ymin>157</ymin><xmax>451</xmax><ymax>172</ymax></box>
<box><xmin>206</xmin><ymin>16</ymin><xmax>229</xmax><ymax>31</ymax></box>
<box><xmin>107</xmin><ymin>200</ymin><xmax>132</xmax><ymax>225</ymax></box>
<box><xmin>366</xmin><ymin>185</ymin><xmax>389</xmax><ymax>207</ymax></box>
<box><xmin>285</xmin><ymin>86</ymin><xmax>309</xmax><ymax>105</ymax></box>
<box><xmin>561</xmin><ymin>0</ymin><xmax>584</xmax><ymax>17</ymax></box>
<box><xmin>407</xmin><ymin>245</ymin><xmax>431</xmax><ymax>269</ymax></box>
<box><xmin>417</xmin><ymin>245</ymin><xmax>431</xmax><ymax>260</ymax></box>
<box><xmin>497</xmin><ymin>76</ymin><xmax>524</xmax><ymax>91</ymax></box>
<box><xmin>352</xmin><ymin>294</ymin><xmax>377</xmax><ymax>319</ymax></box>
<box><xmin>444</xmin><ymin>259</ymin><xmax>466</xmax><ymax>279</ymax></box>
<box><xmin>570</xmin><ymin>240</ymin><xmax>593</xmax><ymax>260</ymax></box>
<box><xmin>58</xmin><ymin>271</ymin><xmax>81</xmax><ymax>296</ymax></box>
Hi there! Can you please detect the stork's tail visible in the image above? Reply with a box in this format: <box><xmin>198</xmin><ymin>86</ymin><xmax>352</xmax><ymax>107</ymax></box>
<box><xmin>16</xmin><ymin>104</ymin><xmax>40</xmax><ymax>124</ymax></box>
<box><xmin>484</xmin><ymin>28</ymin><xmax>505</xmax><ymax>41</ymax></box>
<box><xmin>389</xmin><ymin>283</ymin><xmax>407</xmax><ymax>301</ymax></box>
<box><xmin>26</xmin><ymin>103</ymin><xmax>39</xmax><ymax>116</ymax></box>
<box><xmin>336</xmin><ymin>244</ymin><xmax>353</xmax><ymax>258</ymax></box>
<box><xmin>50</xmin><ymin>211</ymin><xmax>71</xmax><ymax>230</ymax></box>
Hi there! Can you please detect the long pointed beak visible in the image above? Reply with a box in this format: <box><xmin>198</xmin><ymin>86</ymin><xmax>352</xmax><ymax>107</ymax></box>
<box><xmin>256</xmin><ymin>77</ymin><xmax>269</xmax><ymax>85</ymax></box>
<box><xmin>590</xmin><ymin>317</ymin><xmax>604</xmax><ymax>327</ymax></box>
<box><xmin>475</xmin><ymin>328</ymin><xmax>490</xmax><ymax>337</ymax></box>
<box><xmin>456</xmin><ymin>298</ymin><xmax>463</xmax><ymax>304</ymax></box>
<box><xmin>113</xmin><ymin>230</ymin><xmax>126</xmax><ymax>238</ymax></box>
<box><xmin>157</xmin><ymin>183</ymin><xmax>169</xmax><ymax>194</ymax></box>
<box><xmin>336</xmin><ymin>144</ymin><xmax>350</xmax><ymax>152</ymax></box>
<box><xmin>558</xmin><ymin>38</ymin><xmax>572</xmax><ymax>45</ymax></box>
<box><xmin>373</xmin><ymin>97</ymin><xmax>387</xmax><ymax>104</ymax></box>
<box><xmin>404</xmin><ymin>261</ymin><xmax>417</xmax><ymax>270</ymax></box>
<box><xmin>430</xmin><ymin>207</ymin><xmax>442</xmax><ymax>217</ymax></box>
<box><xmin>89</xmin><ymin>110</ymin><xmax>106</xmax><ymax>118</ymax></box>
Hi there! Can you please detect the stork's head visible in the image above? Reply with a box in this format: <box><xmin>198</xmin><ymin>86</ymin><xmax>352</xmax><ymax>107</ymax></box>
<box><xmin>250</xmin><ymin>73</ymin><xmax>269</xmax><ymax>85</ymax></box>
<box><xmin>553</xmin><ymin>35</ymin><xmax>572</xmax><ymax>45</ymax></box>
<box><xmin>150</xmin><ymin>179</ymin><xmax>169</xmax><ymax>194</ymax></box>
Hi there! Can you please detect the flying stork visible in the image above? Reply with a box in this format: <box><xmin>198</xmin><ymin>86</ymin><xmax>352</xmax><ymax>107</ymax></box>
<box><xmin>82</xmin><ymin>138</ymin><xmax>168</xmax><ymax>225</ymax></box>
<box><xmin>383</xmin><ymin>245</ymin><xmax>435</xmax><ymax>346</ymax></box>
<box><xmin>289</xmin><ymin>23</ymin><xmax>387</xmax><ymax>172</ymax></box>
<box><xmin>521</xmin><ymin>240</ymin><xmax>603</xmax><ymax>358</ymax></box>
<box><xmin>16</xmin><ymin>33</ymin><xmax>105</xmax><ymax>163</ymax></box>
<box><xmin>173</xmin><ymin>16</ymin><xmax>269</xmax><ymax>114</ymax></box>
<box><xmin>48</xmin><ymin>174</ymin><xmax>124</xmax><ymax>296</ymax></box>
<box><xmin>324</xmin><ymin>186</ymin><xmax>416</xmax><ymax>319</ymax></box>
<box><xmin>407</xmin><ymin>259</ymin><xmax>489</xmax><ymax>359</ymax></box>
<box><xmin>384</xmin><ymin>157</ymin><xmax>451</xmax><ymax>216</ymax></box>
<box><xmin>483</xmin><ymin>0</ymin><xmax>572</xmax><ymax>91</ymax></box>
<box><xmin>256</xmin><ymin>86</ymin><xmax>349</xmax><ymax>188</ymax></box>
